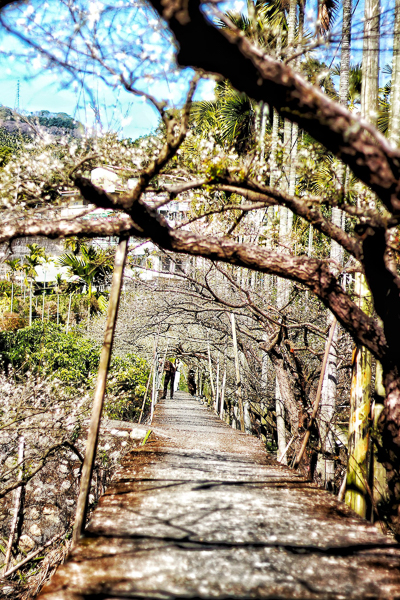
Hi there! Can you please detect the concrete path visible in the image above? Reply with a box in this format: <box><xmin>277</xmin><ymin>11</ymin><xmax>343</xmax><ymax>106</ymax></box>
<box><xmin>39</xmin><ymin>392</ymin><xmax>400</xmax><ymax>600</ymax></box>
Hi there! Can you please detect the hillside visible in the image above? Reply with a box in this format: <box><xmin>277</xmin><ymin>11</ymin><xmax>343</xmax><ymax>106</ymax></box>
<box><xmin>0</xmin><ymin>105</ymin><xmax>83</xmax><ymax>140</ymax></box>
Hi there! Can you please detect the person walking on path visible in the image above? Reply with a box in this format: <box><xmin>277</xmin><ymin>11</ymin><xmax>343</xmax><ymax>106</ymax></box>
<box><xmin>161</xmin><ymin>359</ymin><xmax>176</xmax><ymax>399</ymax></box>
<box><xmin>188</xmin><ymin>368</ymin><xmax>196</xmax><ymax>396</ymax></box>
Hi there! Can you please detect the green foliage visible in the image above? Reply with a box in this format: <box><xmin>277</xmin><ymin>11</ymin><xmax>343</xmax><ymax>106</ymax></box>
<box><xmin>105</xmin><ymin>353</ymin><xmax>150</xmax><ymax>421</ymax></box>
<box><xmin>58</xmin><ymin>245</ymin><xmax>114</xmax><ymax>301</ymax></box>
<box><xmin>0</xmin><ymin>146</ymin><xmax>12</xmax><ymax>167</ymax></box>
<box><xmin>0</xmin><ymin>280</ymin><xmax>16</xmax><ymax>295</ymax></box>
<box><xmin>0</xmin><ymin>321</ymin><xmax>99</xmax><ymax>383</ymax></box>
<box><xmin>31</xmin><ymin>113</ymin><xmax>79</xmax><ymax>129</ymax></box>
<box><xmin>0</xmin><ymin>321</ymin><xmax>150</xmax><ymax>420</ymax></box>
<box><xmin>191</xmin><ymin>81</ymin><xmax>254</xmax><ymax>153</ymax></box>
<box><xmin>331</xmin><ymin>63</ymin><xmax>362</xmax><ymax>108</ymax></box>
<box><xmin>0</xmin><ymin>126</ymin><xmax>31</xmax><ymax>167</ymax></box>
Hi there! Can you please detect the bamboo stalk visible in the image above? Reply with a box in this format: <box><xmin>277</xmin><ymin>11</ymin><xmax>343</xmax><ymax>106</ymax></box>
<box><xmin>293</xmin><ymin>318</ymin><xmax>337</xmax><ymax>469</ymax></box>
<box><xmin>230</xmin><ymin>313</ymin><xmax>245</xmax><ymax>432</ymax></box>
<box><xmin>72</xmin><ymin>237</ymin><xmax>128</xmax><ymax>544</ymax></box>
<box><xmin>3</xmin><ymin>437</ymin><xmax>24</xmax><ymax>575</ymax></box>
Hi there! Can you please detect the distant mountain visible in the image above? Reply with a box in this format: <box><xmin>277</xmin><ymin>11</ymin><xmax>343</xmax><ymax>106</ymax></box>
<box><xmin>0</xmin><ymin>105</ymin><xmax>84</xmax><ymax>140</ymax></box>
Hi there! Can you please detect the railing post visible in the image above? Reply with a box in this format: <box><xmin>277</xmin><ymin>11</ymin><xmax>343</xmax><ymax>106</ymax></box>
<box><xmin>72</xmin><ymin>236</ymin><xmax>128</xmax><ymax>544</ymax></box>
<box><xmin>230</xmin><ymin>313</ymin><xmax>245</xmax><ymax>432</ymax></box>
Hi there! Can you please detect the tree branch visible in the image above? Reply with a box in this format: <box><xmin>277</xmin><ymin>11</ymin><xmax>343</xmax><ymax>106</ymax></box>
<box><xmin>148</xmin><ymin>0</ymin><xmax>400</xmax><ymax>215</ymax></box>
<box><xmin>215</xmin><ymin>180</ymin><xmax>362</xmax><ymax>260</ymax></box>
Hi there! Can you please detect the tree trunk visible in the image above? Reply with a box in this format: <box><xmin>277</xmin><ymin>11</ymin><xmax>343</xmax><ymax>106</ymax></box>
<box><xmin>270</xmin><ymin>110</ymin><xmax>280</xmax><ymax>188</ymax></box>
<box><xmin>73</xmin><ymin>237</ymin><xmax>128</xmax><ymax>543</ymax></box>
<box><xmin>339</xmin><ymin>0</ymin><xmax>352</xmax><ymax>108</ymax></box>
<box><xmin>259</xmin><ymin>102</ymin><xmax>267</xmax><ymax>161</ymax></box>
<box><xmin>269</xmin><ymin>28</ymin><xmax>282</xmax><ymax>188</ymax></box>
<box><xmin>380</xmin><ymin>369</ymin><xmax>400</xmax><ymax>533</ymax></box>
<box><xmin>345</xmin><ymin>274</ymin><xmax>373</xmax><ymax>517</ymax></box>
<box><xmin>230</xmin><ymin>313</ymin><xmax>245</xmax><ymax>432</ymax></box>
<box><xmin>390</xmin><ymin>0</ymin><xmax>400</xmax><ymax>147</ymax></box>
<box><xmin>317</xmin><ymin>313</ymin><xmax>338</xmax><ymax>488</ymax></box>
<box><xmin>275</xmin><ymin>377</ymin><xmax>287</xmax><ymax>464</ymax></box>
<box><xmin>371</xmin><ymin>360</ymin><xmax>388</xmax><ymax>526</ymax></box>
<box><xmin>270</xmin><ymin>347</ymin><xmax>299</xmax><ymax>464</ymax></box>
<box><xmin>3</xmin><ymin>437</ymin><xmax>24</xmax><ymax>575</ymax></box>
<box><xmin>344</xmin><ymin>0</ymin><xmax>380</xmax><ymax>516</ymax></box>
<box><xmin>361</xmin><ymin>0</ymin><xmax>380</xmax><ymax>126</ymax></box>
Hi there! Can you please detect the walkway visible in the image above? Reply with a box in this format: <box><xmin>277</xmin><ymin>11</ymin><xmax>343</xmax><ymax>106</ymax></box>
<box><xmin>39</xmin><ymin>392</ymin><xmax>400</xmax><ymax>599</ymax></box>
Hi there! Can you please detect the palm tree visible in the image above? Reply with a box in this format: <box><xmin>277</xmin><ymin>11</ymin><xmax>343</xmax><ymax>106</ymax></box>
<box><xmin>23</xmin><ymin>244</ymin><xmax>48</xmax><ymax>281</ymax></box>
<box><xmin>191</xmin><ymin>81</ymin><xmax>255</xmax><ymax>154</ymax></box>
<box><xmin>57</xmin><ymin>245</ymin><xmax>113</xmax><ymax>320</ymax></box>
<box><xmin>331</xmin><ymin>63</ymin><xmax>362</xmax><ymax>110</ymax></box>
<box><xmin>63</xmin><ymin>236</ymin><xmax>90</xmax><ymax>256</ymax></box>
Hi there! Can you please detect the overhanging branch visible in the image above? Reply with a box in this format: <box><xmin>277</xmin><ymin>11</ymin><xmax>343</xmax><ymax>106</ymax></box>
<box><xmin>148</xmin><ymin>0</ymin><xmax>400</xmax><ymax>215</ymax></box>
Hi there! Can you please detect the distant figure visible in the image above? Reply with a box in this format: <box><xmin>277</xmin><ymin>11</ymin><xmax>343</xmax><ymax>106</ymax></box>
<box><xmin>174</xmin><ymin>359</ymin><xmax>181</xmax><ymax>392</ymax></box>
<box><xmin>161</xmin><ymin>358</ymin><xmax>176</xmax><ymax>399</ymax></box>
<box><xmin>188</xmin><ymin>369</ymin><xmax>196</xmax><ymax>396</ymax></box>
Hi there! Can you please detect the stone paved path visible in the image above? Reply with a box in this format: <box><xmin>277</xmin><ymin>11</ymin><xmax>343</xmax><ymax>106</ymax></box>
<box><xmin>39</xmin><ymin>392</ymin><xmax>400</xmax><ymax>600</ymax></box>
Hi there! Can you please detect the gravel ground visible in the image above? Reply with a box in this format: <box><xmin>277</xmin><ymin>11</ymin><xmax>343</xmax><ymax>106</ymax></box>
<box><xmin>38</xmin><ymin>392</ymin><xmax>400</xmax><ymax>600</ymax></box>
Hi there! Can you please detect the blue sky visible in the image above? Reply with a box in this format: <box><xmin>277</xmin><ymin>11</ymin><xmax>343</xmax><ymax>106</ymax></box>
<box><xmin>0</xmin><ymin>0</ymin><xmax>396</xmax><ymax>140</ymax></box>
<box><xmin>0</xmin><ymin>0</ymin><xmax>216</xmax><ymax>138</ymax></box>
<box><xmin>0</xmin><ymin>69</ymin><xmax>162</xmax><ymax>138</ymax></box>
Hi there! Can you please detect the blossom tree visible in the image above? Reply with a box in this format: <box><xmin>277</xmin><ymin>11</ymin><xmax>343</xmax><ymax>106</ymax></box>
<box><xmin>0</xmin><ymin>0</ymin><xmax>400</xmax><ymax>532</ymax></box>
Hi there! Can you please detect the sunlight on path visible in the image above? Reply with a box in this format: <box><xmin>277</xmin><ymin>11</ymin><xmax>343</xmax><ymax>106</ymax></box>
<box><xmin>39</xmin><ymin>392</ymin><xmax>400</xmax><ymax>599</ymax></box>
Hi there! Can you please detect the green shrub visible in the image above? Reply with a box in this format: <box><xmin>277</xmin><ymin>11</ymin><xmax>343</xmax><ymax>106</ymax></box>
<box><xmin>105</xmin><ymin>354</ymin><xmax>150</xmax><ymax>421</ymax></box>
<box><xmin>0</xmin><ymin>321</ymin><xmax>99</xmax><ymax>383</ymax></box>
<box><xmin>0</xmin><ymin>322</ymin><xmax>150</xmax><ymax>420</ymax></box>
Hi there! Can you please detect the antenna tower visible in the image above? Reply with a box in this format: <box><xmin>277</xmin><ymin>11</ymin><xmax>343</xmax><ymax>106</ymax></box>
<box><xmin>14</xmin><ymin>80</ymin><xmax>20</xmax><ymax>112</ymax></box>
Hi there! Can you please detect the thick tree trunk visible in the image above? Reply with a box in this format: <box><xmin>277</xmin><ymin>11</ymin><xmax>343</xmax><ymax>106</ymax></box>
<box><xmin>344</xmin><ymin>0</ymin><xmax>380</xmax><ymax>516</ymax></box>
<box><xmin>371</xmin><ymin>361</ymin><xmax>388</xmax><ymax>527</ymax></box>
<box><xmin>345</xmin><ymin>274</ymin><xmax>373</xmax><ymax>517</ymax></box>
